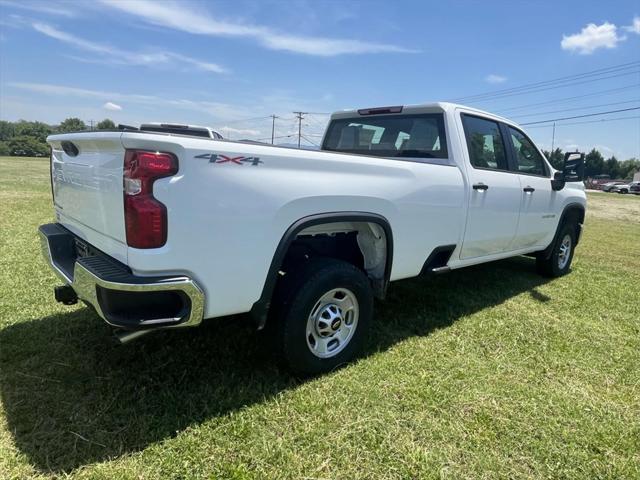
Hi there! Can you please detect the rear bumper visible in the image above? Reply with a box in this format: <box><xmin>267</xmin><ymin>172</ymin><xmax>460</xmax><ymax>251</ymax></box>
<box><xmin>39</xmin><ymin>223</ymin><xmax>204</xmax><ymax>330</ymax></box>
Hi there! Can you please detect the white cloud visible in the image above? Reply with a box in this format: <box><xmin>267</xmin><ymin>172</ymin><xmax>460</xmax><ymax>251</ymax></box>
<box><xmin>218</xmin><ymin>126</ymin><xmax>261</xmax><ymax>136</ymax></box>
<box><xmin>7</xmin><ymin>82</ymin><xmax>258</xmax><ymax>120</ymax></box>
<box><xmin>561</xmin><ymin>22</ymin><xmax>624</xmax><ymax>54</ymax></box>
<box><xmin>97</xmin><ymin>0</ymin><xmax>417</xmax><ymax>56</ymax></box>
<box><xmin>0</xmin><ymin>0</ymin><xmax>76</xmax><ymax>17</ymax></box>
<box><xmin>624</xmin><ymin>16</ymin><xmax>640</xmax><ymax>34</ymax></box>
<box><xmin>485</xmin><ymin>74</ymin><xmax>507</xmax><ymax>84</ymax></box>
<box><xmin>32</xmin><ymin>22</ymin><xmax>228</xmax><ymax>73</ymax></box>
<box><xmin>103</xmin><ymin>102</ymin><xmax>122</xmax><ymax>111</ymax></box>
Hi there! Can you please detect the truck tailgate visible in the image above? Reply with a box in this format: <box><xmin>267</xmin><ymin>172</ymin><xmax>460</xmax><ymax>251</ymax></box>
<box><xmin>48</xmin><ymin>133</ymin><xmax>128</xmax><ymax>261</ymax></box>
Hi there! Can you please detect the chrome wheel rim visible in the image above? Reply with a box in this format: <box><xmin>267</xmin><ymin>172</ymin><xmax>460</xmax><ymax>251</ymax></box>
<box><xmin>306</xmin><ymin>288</ymin><xmax>359</xmax><ymax>359</ymax></box>
<box><xmin>557</xmin><ymin>234</ymin><xmax>572</xmax><ymax>269</ymax></box>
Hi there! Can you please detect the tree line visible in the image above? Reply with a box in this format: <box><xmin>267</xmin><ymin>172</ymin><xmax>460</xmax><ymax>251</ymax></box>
<box><xmin>0</xmin><ymin>118</ymin><xmax>115</xmax><ymax>157</ymax></box>
<box><xmin>0</xmin><ymin>118</ymin><xmax>639</xmax><ymax>179</ymax></box>
<box><xmin>542</xmin><ymin>148</ymin><xmax>639</xmax><ymax>180</ymax></box>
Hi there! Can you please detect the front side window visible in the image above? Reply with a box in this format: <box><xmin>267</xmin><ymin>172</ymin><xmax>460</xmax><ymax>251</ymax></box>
<box><xmin>461</xmin><ymin>115</ymin><xmax>508</xmax><ymax>170</ymax></box>
<box><xmin>508</xmin><ymin>127</ymin><xmax>547</xmax><ymax>176</ymax></box>
<box><xmin>322</xmin><ymin>113</ymin><xmax>447</xmax><ymax>159</ymax></box>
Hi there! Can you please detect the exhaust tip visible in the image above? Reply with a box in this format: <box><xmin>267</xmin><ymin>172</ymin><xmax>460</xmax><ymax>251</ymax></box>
<box><xmin>54</xmin><ymin>285</ymin><xmax>78</xmax><ymax>305</ymax></box>
<box><xmin>114</xmin><ymin>329</ymin><xmax>153</xmax><ymax>344</ymax></box>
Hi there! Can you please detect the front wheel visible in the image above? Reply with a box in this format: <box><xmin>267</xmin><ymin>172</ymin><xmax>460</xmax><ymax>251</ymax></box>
<box><xmin>273</xmin><ymin>258</ymin><xmax>373</xmax><ymax>375</ymax></box>
<box><xmin>536</xmin><ymin>223</ymin><xmax>576</xmax><ymax>277</ymax></box>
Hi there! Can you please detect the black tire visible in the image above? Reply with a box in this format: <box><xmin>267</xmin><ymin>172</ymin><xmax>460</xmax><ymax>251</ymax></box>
<box><xmin>272</xmin><ymin>257</ymin><xmax>373</xmax><ymax>375</ymax></box>
<box><xmin>536</xmin><ymin>222</ymin><xmax>577</xmax><ymax>277</ymax></box>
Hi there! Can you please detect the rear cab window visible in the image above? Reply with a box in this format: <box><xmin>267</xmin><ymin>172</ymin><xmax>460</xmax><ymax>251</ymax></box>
<box><xmin>322</xmin><ymin>113</ymin><xmax>448</xmax><ymax>161</ymax></box>
<box><xmin>460</xmin><ymin>114</ymin><xmax>509</xmax><ymax>171</ymax></box>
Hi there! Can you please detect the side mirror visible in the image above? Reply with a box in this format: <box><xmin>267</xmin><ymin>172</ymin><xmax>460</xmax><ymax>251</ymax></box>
<box><xmin>551</xmin><ymin>171</ymin><xmax>565</xmax><ymax>191</ymax></box>
<box><xmin>562</xmin><ymin>152</ymin><xmax>585</xmax><ymax>182</ymax></box>
<box><xmin>552</xmin><ymin>152</ymin><xmax>585</xmax><ymax>191</ymax></box>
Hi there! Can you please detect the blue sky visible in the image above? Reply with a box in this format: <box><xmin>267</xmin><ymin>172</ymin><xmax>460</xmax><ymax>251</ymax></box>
<box><xmin>0</xmin><ymin>0</ymin><xmax>639</xmax><ymax>158</ymax></box>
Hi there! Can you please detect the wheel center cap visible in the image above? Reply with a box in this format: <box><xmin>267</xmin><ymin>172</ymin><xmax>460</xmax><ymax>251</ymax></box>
<box><xmin>315</xmin><ymin>304</ymin><xmax>343</xmax><ymax>337</ymax></box>
<box><xmin>330</xmin><ymin>318</ymin><xmax>342</xmax><ymax>330</ymax></box>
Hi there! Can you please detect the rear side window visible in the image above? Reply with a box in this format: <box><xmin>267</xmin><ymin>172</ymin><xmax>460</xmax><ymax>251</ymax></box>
<box><xmin>461</xmin><ymin>115</ymin><xmax>508</xmax><ymax>171</ymax></box>
<box><xmin>322</xmin><ymin>113</ymin><xmax>447</xmax><ymax>159</ymax></box>
<box><xmin>508</xmin><ymin>127</ymin><xmax>548</xmax><ymax>176</ymax></box>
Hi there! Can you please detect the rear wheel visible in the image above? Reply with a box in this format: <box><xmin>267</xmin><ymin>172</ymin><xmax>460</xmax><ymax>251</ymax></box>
<box><xmin>272</xmin><ymin>258</ymin><xmax>373</xmax><ymax>375</ymax></box>
<box><xmin>536</xmin><ymin>222</ymin><xmax>576</xmax><ymax>277</ymax></box>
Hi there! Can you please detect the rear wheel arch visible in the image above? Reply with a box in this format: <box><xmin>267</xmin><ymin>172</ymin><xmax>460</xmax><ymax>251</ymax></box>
<box><xmin>251</xmin><ymin>212</ymin><xmax>393</xmax><ymax>329</ymax></box>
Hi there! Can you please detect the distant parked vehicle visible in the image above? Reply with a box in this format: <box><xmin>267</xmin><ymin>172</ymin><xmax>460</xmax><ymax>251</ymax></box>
<box><xmin>611</xmin><ymin>182</ymin><xmax>638</xmax><ymax>194</ymax></box>
<box><xmin>628</xmin><ymin>181</ymin><xmax>640</xmax><ymax>195</ymax></box>
<box><xmin>601</xmin><ymin>181</ymin><xmax>626</xmax><ymax>192</ymax></box>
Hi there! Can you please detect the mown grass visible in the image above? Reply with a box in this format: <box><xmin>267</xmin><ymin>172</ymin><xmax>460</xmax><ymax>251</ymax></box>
<box><xmin>0</xmin><ymin>156</ymin><xmax>638</xmax><ymax>479</ymax></box>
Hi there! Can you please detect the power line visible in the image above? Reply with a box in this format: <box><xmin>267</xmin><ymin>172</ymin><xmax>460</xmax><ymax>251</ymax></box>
<box><xmin>462</xmin><ymin>70</ymin><xmax>640</xmax><ymax>104</ymax></box>
<box><xmin>496</xmin><ymin>84</ymin><xmax>640</xmax><ymax>113</ymax></box>
<box><xmin>510</xmin><ymin>99</ymin><xmax>640</xmax><ymax>119</ymax></box>
<box><xmin>300</xmin><ymin>135</ymin><xmax>319</xmax><ymax>147</ymax></box>
<box><xmin>524</xmin><ymin>115</ymin><xmax>640</xmax><ymax>129</ymax></box>
<box><xmin>450</xmin><ymin>61</ymin><xmax>640</xmax><ymax>103</ymax></box>
<box><xmin>521</xmin><ymin>106</ymin><xmax>640</xmax><ymax>126</ymax></box>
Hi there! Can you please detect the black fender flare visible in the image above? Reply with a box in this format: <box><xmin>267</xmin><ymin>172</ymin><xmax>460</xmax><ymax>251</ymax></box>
<box><xmin>250</xmin><ymin>212</ymin><xmax>394</xmax><ymax>329</ymax></box>
<box><xmin>541</xmin><ymin>203</ymin><xmax>585</xmax><ymax>259</ymax></box>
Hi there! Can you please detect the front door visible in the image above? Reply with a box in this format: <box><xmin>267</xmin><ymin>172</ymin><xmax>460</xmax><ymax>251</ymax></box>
<box><xmin>506</xmin><ymin>126</ymin><xmax>558</xmax><ymax>250</ymax></box>
<box><xmin>459</xmin><ymin>114</ymin><xmax>522</xmax><ymax>259</ymax></box>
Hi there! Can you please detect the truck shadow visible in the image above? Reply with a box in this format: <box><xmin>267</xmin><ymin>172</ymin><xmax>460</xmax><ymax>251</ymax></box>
<box><xmin>0</xmin><ymin>256</ymin><xmax>551</xmax><ymax>473</ymax></box>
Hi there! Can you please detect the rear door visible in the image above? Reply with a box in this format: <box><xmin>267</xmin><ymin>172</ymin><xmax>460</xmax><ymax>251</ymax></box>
<box><xmin>504</xmin><ymin>126</ymin><xmax>557</xmax><ymax>250</ymax></box>
<box><xmin>458</xmin><ymin>113</ymin><xmax>522</xmax><ymax>259</ymax></box>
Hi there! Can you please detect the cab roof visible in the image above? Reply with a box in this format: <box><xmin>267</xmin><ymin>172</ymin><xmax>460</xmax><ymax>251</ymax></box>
<box><xmin>330</xmin><ymin>102</ymin><xmax>515</xmax><ymax>126</ymax></box>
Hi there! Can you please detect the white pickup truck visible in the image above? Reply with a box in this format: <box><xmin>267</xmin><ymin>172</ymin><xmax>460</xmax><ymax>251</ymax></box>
<box><xmin>40</xmin><ymin>102</ymin><xmax>586</xmax><ymax>374</ymax></box>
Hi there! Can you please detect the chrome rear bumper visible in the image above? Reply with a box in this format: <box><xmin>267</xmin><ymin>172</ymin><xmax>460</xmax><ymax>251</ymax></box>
<box><xmin>39</xmin><ymin>223</ymin><xmax>204</xmax><ymax>331</ymax></box>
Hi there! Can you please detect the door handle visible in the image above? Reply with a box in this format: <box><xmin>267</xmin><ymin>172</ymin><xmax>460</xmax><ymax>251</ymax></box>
<box><xmin>472</xmin><ymin>183</ymin><xmax>489</xmax><ymax>191</ymax></box>
<box><xmin>523</xmin><ymin>186</ymin><xmax>535</xmax><ymax>193</ymax></box>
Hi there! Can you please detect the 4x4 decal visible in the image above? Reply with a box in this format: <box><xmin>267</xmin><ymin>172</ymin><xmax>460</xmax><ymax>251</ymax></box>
<box><xmin>195</xmin><ymin>153</ymin><xmax>262</xmax><ymax>166</ymax></box>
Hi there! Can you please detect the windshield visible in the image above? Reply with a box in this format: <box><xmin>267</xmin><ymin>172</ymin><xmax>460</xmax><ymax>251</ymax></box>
<box><xmin>322</xmin><ymin>113</ymin><xmax>447</xmax><ymax>159</ymax></box>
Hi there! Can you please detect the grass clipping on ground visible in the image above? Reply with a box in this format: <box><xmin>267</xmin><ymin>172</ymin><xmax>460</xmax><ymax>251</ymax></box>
<box><xmin>0</xmin><ymin>157</ymin><xmax>639</xmax><ymax>479</ymax></box>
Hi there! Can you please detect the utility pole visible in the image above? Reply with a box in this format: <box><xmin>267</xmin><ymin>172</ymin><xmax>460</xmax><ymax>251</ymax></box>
<box><xmin>551</xmin><ymin>122</ymin><xmax>556</xmax><ymax>152</ymax></box>
<box><xmin>293</xmin><ymin>111</ymin><xmax>306</xmax><ymax>148</ymax></box>
<box><xmin>89</xmin><ymin>120</ymin><xmax>94</xmax><ymax>131</ymax></box>
<box><xmin>270</xmin><ymin>114</ymin><xmax>278</xmax><ymax>145</ymax></box>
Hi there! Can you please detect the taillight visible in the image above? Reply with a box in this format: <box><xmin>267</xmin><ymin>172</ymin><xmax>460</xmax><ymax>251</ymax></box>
<box><xmin>123</xmin><ymin>150</ymin><xmax>178</xmax><ymax>249</ymax></box>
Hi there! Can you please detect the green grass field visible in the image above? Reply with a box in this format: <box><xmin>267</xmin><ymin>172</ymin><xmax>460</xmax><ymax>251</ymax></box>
<box><xmin>1</xmin><ymin>156</ymin><xmax>639</xmax><ymax>479</ymax></box>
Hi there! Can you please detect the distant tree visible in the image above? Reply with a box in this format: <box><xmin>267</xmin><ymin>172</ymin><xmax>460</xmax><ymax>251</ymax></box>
<box><xmin>14</xmin><ymin>120</ymin><xmax>52</xmax><ymax>143</ymax></box>
<box><xmin>603</xmin><ymin>156</ymin><xmax>620</xmax><ymax>179</ymax></box>
<box><xmin>584</xmin><ymin>148</ymin><xmax>605</xmax><ymax>178</ymax></box>
<box><xmin>96</xmin><ymin>119</ymin><xmax>116</xmax><ymax>130</ymax></box>
<box><xmin>58</xmin><ymin>118</ymin><xmax>86</xmax><ymax>133</ymax></box>
<box><xmin>0</xmin><ymin>120</ymin><xmax>16</xmax><ymax>141</ymax></box>
<box><xmin>542</xmin><ymin>147</ymin><xmax>564</xmax><ymax>170</ymax></box>
<box><xmin>618</xmin><ymin>158</ymin><xmax>640</xmax><ymax>180</ymax></box>
<box><xmin>7</xmin><ymin>136</ymin><xmax>49</xmax><ymax>157</ymax></box>
<box><xmin>0</xmin><ymin>142</ymin><xmax>10</xmax><ymax>156</ymax></box>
